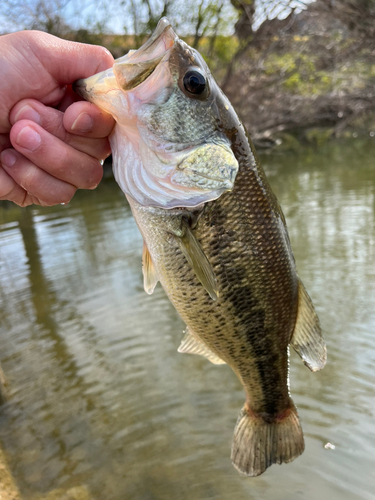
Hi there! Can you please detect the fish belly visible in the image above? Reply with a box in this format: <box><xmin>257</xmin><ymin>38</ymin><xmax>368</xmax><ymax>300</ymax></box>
<box><xmin>130</xmin><ymin>172</ymin><xmax>304</xmax><ymax>477</ymax></box>
<box><xmin>130</xmin><ymin>187</ymin><xmax>298</xmax><ymax>415</ymax></box>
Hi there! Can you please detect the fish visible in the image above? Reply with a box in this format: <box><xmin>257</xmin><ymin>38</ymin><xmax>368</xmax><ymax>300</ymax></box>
<box><xmin>74</xmin><ymin>18</ymin><xmax>327</xmax><ymax>476</ymax></box>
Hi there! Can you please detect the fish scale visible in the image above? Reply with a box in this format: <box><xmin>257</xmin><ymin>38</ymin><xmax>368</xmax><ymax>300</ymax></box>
<box><xmin>74</xmin><ymin>17</ymin><xmax>326</xmax><ymax>477</ymax></box>
<box><xmin>130</xmin><ymin>148</ymin><xmax>295</xmax><ymax>414</ymax></box>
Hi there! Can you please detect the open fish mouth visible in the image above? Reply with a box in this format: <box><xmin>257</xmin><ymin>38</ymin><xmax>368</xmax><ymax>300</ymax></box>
<box><xmin>74</xmin><ymin>18</ymin><xmax>240</xmax><ymax>209</ymax></box>
<box><xmin>74</xmin><ymin>18</ymin><xmax>177</xmax><ymax>99</ymax></box>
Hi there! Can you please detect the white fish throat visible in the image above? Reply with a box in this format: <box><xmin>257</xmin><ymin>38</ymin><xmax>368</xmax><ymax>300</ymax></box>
<box><xmin>110</xmin><ymin>124</ymin><xmax>239</xmax><ymax>209</ymax></box>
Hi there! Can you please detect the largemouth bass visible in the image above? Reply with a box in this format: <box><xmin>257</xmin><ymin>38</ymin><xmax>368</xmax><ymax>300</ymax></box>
<box><xmin>74</xmin><ymin>18</ymin><xmax>327</xmax><ymax>476</ymax></box>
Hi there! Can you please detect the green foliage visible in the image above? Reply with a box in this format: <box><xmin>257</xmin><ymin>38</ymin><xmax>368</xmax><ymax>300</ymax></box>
<box><xmin>72</xmin><ymin>28</ymin><xmax>106</xmax><ymax>45</ymax></box>
<box><xmin>198</xmin><ymin>35</ymin><xmax>239</xmax><ymax>70</ymax></box>
<box><xmin>304</xmin><ymin>128</ymin><xmax>334</xmax><ymax>146</ymax></box>
<box><xmin>264</xmin><ymin>52</ymin><xmax>336</xmax><ymax>95</ymax></box>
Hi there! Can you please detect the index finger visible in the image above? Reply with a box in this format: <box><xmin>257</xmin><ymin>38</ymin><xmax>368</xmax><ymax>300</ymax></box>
<box><xmin>64</xmin><ymin>101</ymin><xmax>115</xmax><ymax>138</ymax></box>
<box><xmin>11</xmin><ymin>99</ymin><xmax>115</xmax><ymax>140</ymax></box>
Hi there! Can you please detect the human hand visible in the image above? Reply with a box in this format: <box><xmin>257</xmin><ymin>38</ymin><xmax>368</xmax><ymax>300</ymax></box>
<box><xmin>0</xmin><ymin>30</ymin><xmax>116</xmax><ymax>206</ymax></box>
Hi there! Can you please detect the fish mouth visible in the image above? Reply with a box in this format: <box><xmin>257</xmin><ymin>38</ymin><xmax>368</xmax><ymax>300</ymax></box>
<box><xmin>73</xmin><ymin>18</ymin><xmax>177</xmax><ymax>100</ymax></box>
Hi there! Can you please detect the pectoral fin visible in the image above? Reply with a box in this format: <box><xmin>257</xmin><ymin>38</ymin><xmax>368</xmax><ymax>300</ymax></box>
<box><xmin>175</xmin><ymin>221</ymin><xmax>219</xmax><ymax>300</ymax></box>
<box><xmin>178</xmin><ymin>329</ymin><xmax>226</xmax><ymax>365</ymax></box>
<box><xmin>290</xmin><ymin>278</ymin><xmax>327</xmax><ymax>372</ymax></box>
<box><xmin>142</xmin><ymin>242</ymin><xmax>159</xmax><ymax>295</ymax></box>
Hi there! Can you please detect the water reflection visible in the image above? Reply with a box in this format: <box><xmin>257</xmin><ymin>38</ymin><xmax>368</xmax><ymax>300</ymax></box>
<box><xmin>0</xmin><ymin>140</ymin><xmax>374</xmax><ymax>499</ymax></box>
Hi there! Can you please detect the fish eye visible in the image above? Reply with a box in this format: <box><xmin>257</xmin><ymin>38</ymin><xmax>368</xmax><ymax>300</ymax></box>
<box><xmin>183</xmin><ymin>70</ymin><xmax>206</xmax><ymax>95</ymax></box>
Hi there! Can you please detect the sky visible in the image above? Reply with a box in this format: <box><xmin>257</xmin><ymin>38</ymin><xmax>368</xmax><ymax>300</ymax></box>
<box><xmin>0</xmin><ymin>0</ymin><xmax>311</xmax><ymax>35</ymax></box>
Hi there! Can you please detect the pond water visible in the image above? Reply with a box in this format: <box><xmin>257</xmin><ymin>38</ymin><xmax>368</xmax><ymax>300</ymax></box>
<box><xmin>0</xmin><ymin>139</ymin><xmax>374</xmax><ymax>500</ymax></box>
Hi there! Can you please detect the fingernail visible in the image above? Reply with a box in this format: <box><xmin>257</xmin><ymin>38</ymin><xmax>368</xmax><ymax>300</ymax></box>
<box><xmin>14</xmin><ymin>104</ymin><xmax>41</xmax><ymax>124</ymax></box>
<box><xmin>16</xmin><ymin>126</ymin><xmax>41</xmax><ymax>151</ymax></box>
<box><xmin>71</xmin><ymin>112</ymin><xmax>94</xmax><ymax>133</ymax></box>
<box><xmin>0</xmin><ymin>149</ymin><xmax>17</xmax><ymax>168</ymax></box>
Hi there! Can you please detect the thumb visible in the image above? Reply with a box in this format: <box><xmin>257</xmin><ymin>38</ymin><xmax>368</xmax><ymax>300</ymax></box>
<box><xmin>33</xmin><ymin>32</ymin><xmax>115</xmax><ymax>83</ymax></box>
<box><xmin>27</xmin><ymin>31</ymin><xmax>115</xmax><ymax>83</ymax></box>
<box><xmin>0</xmin><ymin>31</ymin><xmax>115</xmax><ymax>133</ymax></box>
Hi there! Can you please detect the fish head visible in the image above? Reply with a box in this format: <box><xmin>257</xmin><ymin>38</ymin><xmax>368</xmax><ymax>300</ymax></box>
<box><xmin>74</xmin><ymin>18</ymin><xmax>239</xmax><ymax>209</ymax></box>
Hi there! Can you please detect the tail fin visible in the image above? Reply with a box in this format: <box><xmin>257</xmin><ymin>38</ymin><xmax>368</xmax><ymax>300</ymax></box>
<box><xmin>231</xmin><ymin>404</ymin><xmax>305</xmax><ymax>476</ymax></box>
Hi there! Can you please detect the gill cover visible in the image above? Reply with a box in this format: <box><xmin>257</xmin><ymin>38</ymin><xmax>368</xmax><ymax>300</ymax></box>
<box><xmin>74</xmin><ymin>18</ymin><xmax>239</xmax><ymax>209</ymax></box>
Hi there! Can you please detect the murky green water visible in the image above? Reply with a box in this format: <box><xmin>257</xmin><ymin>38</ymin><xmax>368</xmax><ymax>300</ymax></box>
<box><xmin>0</xmin><ymin>139</ymin><xmax>374</xmax><ymax>500</ymax></box>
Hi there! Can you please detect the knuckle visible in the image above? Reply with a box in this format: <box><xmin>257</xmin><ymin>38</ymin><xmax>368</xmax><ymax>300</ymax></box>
<box><xmin>101</xmin><ymin>141</ymin><xmax>112</xmax><ymax>158</ymax></box>
<box><xmin>89</xmin><ymin>166</ymin><xmax>103</xmax><ymax>189</ymax></box>
<box><xmin>44</xmin><ymin>186</ymin><xmax>76</xmax><ymax>207</ymax></box>
<box><xmin>19</xmin><ymin>192</ymin><xmax>33</xmax><ymax>207</ymax></box>
<box><xmin>58</xmin><ymin>186</ymin><xmax>76</xmax><ymax>205</ymax></box>
<box><xmin>21</xmin><ymin>168</ymin><xmax>41</xmax><ymax>194</ymax></box>
<box><xmin>0</xmin><ymin>185</ymin><xmax>14</xmax><ymax>201</ymax></box>
<box><xmin>46</xmin><ymin>113</ymin><xmax>66</xmax><ymax>139</ymax></box>
<box><xmin>80</xmin><ymin>159</ymin><xmax>103</xmax><ymax>190</ymax></box>
<box><xmin>0</xmin><ymin>181</ymin><xmax>22</xmax><ymax>203</ymax></box>
<box><xmin>89</xmin><ymin>140</ymin><xmax>112</xmax><ymax>163</ymax></box>
<box><xmin>50</xmin><ymin>148</ymin><xmax>71</xmax><ymax>178</ymax></box>
<box><xmin>0</xmin><ymin>185</ymin><xmax>32</xmax><ymax>207</ymax></box>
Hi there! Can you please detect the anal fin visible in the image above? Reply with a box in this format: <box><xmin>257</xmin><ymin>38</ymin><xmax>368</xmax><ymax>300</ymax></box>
<box><xmin>178</xmin><ymin>329</ymin><xmax>226</xmax><ymax>365</ymax></box>
<box><xmin>174</xmin><ymin>220</ymin><xmax>219</xmax><ymax>300</ymax></box>
<box><xmin>290</xmin><ymin>278</ymin><xmax>327</xmax><ymax>372</ymax></box>
<box><xmin>142</xmin><ymin>242</ymin><xmax>158</xmax><ymax>295</ymax></box>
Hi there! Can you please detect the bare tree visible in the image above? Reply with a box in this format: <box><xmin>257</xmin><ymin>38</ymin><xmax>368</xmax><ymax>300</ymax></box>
<box><xmin>2</xmin><ymin>0</ymin><xmax>374</xmax><ymax>143</ymax></box>
<box><xmin>1</xmin><ymin>0</ymin><xmax>71</xmax><ymax>34</ymax></box>
<box><xmin>0</xmin><ymin>0</ymin><xmax>111</xmax><ymax>36</ymax></box>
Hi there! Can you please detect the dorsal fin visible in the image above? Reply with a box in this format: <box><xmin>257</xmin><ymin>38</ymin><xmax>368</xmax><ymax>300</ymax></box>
<box><xmin>178</xmin><ymin>329</ymin><xmax>226</xmax><ymax>365</ymax></box>
<box><xmin>142</xmin><ymin>242</ymin><xmax>158</xmax><ymax>295</ymax></box>
<box><xmin>175</xmin><ymin>220</ymin><xmax>219</xmax><ymax>300</ymax></box>
<box><xmin>290</xmin><ymin>278</ymin><xmax>327</xmax><ymax>372</ymax></box>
